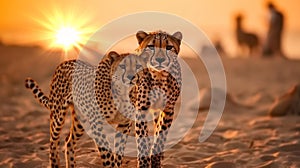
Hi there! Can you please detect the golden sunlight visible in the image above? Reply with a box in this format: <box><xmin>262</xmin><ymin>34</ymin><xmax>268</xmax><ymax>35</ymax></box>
<box><xmin>55</xmin><ymin>27</ymin><xmax>80</xmax><ymax>50</ymax></box>
<box><xmin>32</xmin><ymin>6</ymin><xmax>97</xmax><ymax>52</ymax></box>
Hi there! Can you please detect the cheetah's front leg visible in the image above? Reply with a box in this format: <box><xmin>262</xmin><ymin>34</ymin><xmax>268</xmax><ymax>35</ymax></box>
<box><xmin>151</xmin><ymin>78</ymin><xmax>180</xmax><ymax>167</ymax></box>
<box><xmin>150</xmin><ymin>107</ymin><xmax>175</xmax><ymax>168</ymax></box>
<box><xmin>135</xmin><ymin>108</ymin><xmax>151</xmax><ymax>168</ymax></box>
<box><xmin>85</xmin><ymin>115</ymin><xmax>114</xmax><ymax>167</ymax></box>
<box><xmin>135</xmin><ymin>87</ymin><xmax>152</xmax><ymax>167</ymax></box>
<box><xmin>113</xmin><ymin>120</ymin><xmax>133</xmax><ymax>167</ymax></box>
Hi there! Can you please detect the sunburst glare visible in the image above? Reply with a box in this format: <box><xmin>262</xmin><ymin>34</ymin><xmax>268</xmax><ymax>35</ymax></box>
<box><xmin>55</xmin><ymin>27</ymin><xmax>80</xmax><ymax>50</ymax></box>
<box><xmin>32</xmin><ymin>6</ymin><xmax>97</xmax><ymax>53</ymax></box>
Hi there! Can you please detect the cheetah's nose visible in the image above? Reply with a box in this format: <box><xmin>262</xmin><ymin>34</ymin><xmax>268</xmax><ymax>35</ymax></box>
<box><xmin>127</xmin><ymin>74</ymin><xmax>134</xmax><ymax>80</ymax></box>
<box><xmin>155</xmin><ymin>57</ymin><xmax>165</xmax><ymax>64</ymax></box>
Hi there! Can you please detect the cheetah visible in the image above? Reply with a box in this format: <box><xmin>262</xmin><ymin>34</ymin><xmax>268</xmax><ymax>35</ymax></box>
<box><xmin>25</xmin><ymin>30</ymin><xmax>182</xmax><ymax>168</ymax></box>
<box><xmin>112</xmin><ymin>53</ymin><xmax>147</xmax><ymax>120</ymax></box>
<box><xmin>25</xmin><ymin>51</ymin><xmax>130</xmax><ymax>167</ymax></box>
<box><xmin>95</xmin><ymin>30</ymin><xmax>183</xmax><ymax>167</ymax></box>
<box><xmin>110</xmin><ymin>30</ymin><xmax>183</xmax><ymax>166</ymax></box>
<box><xmin>131</xmin><ymin>30</ymin><xmax>182</xmax><ymax>167</ymax></box>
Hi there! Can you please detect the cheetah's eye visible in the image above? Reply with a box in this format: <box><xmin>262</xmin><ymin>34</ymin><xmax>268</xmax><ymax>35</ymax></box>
<box><xmin>136</xmin><ymin>64</ymin><xmax>142</xmax><ymax>69</ymax></box>
<box><xmin>166</xmin><ymin>45</ymin><xmax>173</xmax><ymax>50</ymax></box>
<box><xmin>119</xmin><ymin>64</ymin><xmax>126</xmax><ymax>69</ymax></box>
<box><xmin>147</xmin><ymin>45</ymin><xmax>155</xmax><ymax>50</ymax></box>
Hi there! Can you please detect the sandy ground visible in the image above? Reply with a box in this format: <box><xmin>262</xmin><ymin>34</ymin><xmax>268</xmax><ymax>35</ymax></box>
<box><xmin>1</xmin><ymin>44</ymin><xmax>300</xmax><ymax>168</ymax></box>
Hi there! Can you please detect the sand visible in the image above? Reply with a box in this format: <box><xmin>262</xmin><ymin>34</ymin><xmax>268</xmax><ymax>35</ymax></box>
<box><xmin>1</xmin><ymin>44</ymin><xmax>300</xmax><ymax>168</ymax></box>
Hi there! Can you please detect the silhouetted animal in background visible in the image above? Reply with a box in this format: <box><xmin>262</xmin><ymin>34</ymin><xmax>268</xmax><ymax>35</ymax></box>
<box><xmin>235</xmin><ymin>14</ymin><xmax>259</xmax><ymax>56</ymax></box>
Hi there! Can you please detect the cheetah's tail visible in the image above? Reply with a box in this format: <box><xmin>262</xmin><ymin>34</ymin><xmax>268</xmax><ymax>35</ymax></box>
<box><xmin>25</xmin><ymin>78</ymin><xmax>49</xmax><ymax>109</ymax></box>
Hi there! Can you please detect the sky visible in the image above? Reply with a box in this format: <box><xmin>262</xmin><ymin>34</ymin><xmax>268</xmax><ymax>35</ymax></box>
<box><xmin>0</xmin><ymin>0</ymin><xmax>299</xmax><ymax>57</ymax></box>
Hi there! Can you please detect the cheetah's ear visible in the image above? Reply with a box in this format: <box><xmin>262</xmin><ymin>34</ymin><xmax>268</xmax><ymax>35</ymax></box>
<box><xmin>108</xmin><ymin>51</ymin><xmax>120</xmax><ymax>60</ymax></box>
<box><xmin>172</xmin><ymin>31</ymin><xmax>183</xmax><ymax>45</ymax></box>
<box><xmin>136</xmin><ymin>31</ymin><xmax>148</xmax><ymax>45</ymax></box>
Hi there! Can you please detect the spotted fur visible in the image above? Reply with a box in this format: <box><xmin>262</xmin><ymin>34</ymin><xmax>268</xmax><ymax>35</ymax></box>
<box><xmin>25</xmin><ymin>30</ymin><xmax>182</xmax><ymax>168</ymax></box>
<box><xmin>133</xmin><ymin>30</ymin><xmax>182</xmax><ymax>167</ymax></box>
<box><xmin>25</xmin><ymin>51</ymin><xmax>127</xmax><ymax>167</ymax></box>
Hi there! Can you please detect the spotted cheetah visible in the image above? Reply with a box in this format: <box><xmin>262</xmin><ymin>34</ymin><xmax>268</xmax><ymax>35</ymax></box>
<box><xmin>112</xmin><ymin>53</ymin><xmax>147</xmax><ymax>121</ymax></box>
<box><xmin>25</xmin><ymin>51</ymin><xmax>129</xmax><ymax>167</ymax></box>
<box><xmin>25</xmin><ymin>30</ymin><xmax>182</xmax><ymax>168</ymax></box>
<box><xmin>132</xmin><ymin>30</ymin><xmax>182</xmax><ymax>167</ymax></box>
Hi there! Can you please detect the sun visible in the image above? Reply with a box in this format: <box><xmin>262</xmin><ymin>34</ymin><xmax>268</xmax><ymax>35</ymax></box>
<box><xmin>32</xmin><ymin>6</ymin><xmax>97</xmax><ymax>53</ymax></box>
<box><xmin>55</xmin><ymin>27</ymin><xmax>80</xmax><ymax>50</ymax></box>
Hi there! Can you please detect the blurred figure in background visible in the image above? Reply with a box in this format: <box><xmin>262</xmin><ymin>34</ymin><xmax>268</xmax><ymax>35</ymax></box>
<box><xmin>263</xmin><ymin>2</ymin><xmax>286</xmax><ymax>58</ymax></box>
<box><xmin>214</xmin><ymin>39</ymin><xmax>226</xmax><ymax>56</ymax></box>
<box><xmin>235</xmin><ymin>14</ymin><xmax>259</xmax><ymax>56</ymax></box>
